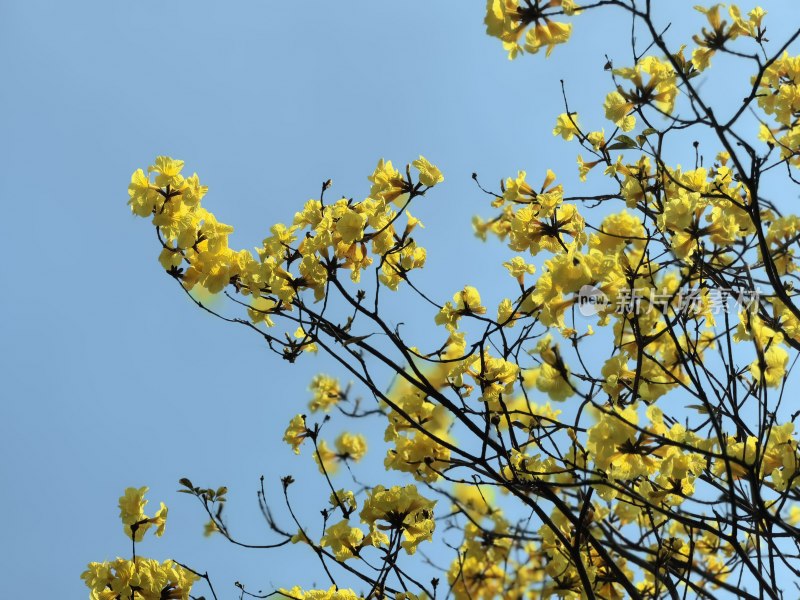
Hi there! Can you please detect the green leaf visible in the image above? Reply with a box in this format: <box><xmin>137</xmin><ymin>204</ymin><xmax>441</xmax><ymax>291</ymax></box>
<box><xmin>614</xmin><ymin>135</ymin><xmax>638</xmax><ymax>148</ymax></box>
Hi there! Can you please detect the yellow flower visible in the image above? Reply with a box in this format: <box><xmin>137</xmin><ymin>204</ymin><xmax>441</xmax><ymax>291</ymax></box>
<box><xmin>497</xmin><ymin>297</ymin><xmax>518</xmax><ymax>326</ymax></box>
<box><xmin>604</xmin><ymin>91</ymin><xmax>636</xmax><ymax>131</ymax></box>
<box><xmin>203</xmin><ymin>519</ymin><xmax>219</xmax><ymax>537</ymax></box>
<box><xmin>284</xmin><ymin>414</ymin><xmax>308</xmax><ymax>455</ymax></box>
<box><xmin>150</xmin><ymin>502</ymin><xmax>168</xmax><ymax>537</ymax></box>
<box><xmin>299</xmin><ymin>254</ymin><xmax>328</xmax><ymax>301</ymax></box>
<box><xmin>199</xmin><ymin>211</ymin><xmax>235</xmax><ymax>254</ymax></box>
<box><xmin>118</xmin><ymin>487</ymin><xmax>168</xmax><ymax>541</ymax></box>
<box><xmin>152</xmin><ymin>200</ymin><xmax>197</xmax><ymax>249</ymax></box>
<box><xmin>613</xmin><ymin>56</ymin><xmax>679</xmax><ymax>115</ymax></box>
<box><xmin>127</xmin><ymin>169</ymin><xmax>161</xmax><ymax>217</ymax></box>
<box><xmin>320</xmin><ymin>520</ymin><xmax>365</xmax><ymax>560</ymax></box>
<box><xmin>525</xmin><ymin>18</ymin><xmax>572</xmax><ymax>58</ymax></box>
<box><xmin>158</xmin><ymin>246</ymin><xmax>183</xmax><ymax>272</ymax></box>
<box><xmin>360</xmin><ymin>485</ymin><xmax>436</xmax><ymax>554</ymax></box>
<box><xmin>714</xmin><ymin>436</ymin><xmax>758</xmax><ymax>479</ymax></box>
<box><xmin>308</xmin><ymin>374</ymin><xmax>342</xmax><ymax>412</ymax></box>
<box><xmin>336</xmin><ymin>209</ymin><xmax>366</xmax><ymax>244</ymax></box>
<box><xmin>435</xmin><ymin>286</ymin><xmax>487</xmax><ymax>332</ymax></box>
<box><xmin>262</xmin><ymin>222</ymin><xmax>299</xmax><ymax>257</ymax></box>
<box><xmin>247</xmin><ymin>296</ymin><xmax>278</xmax><ymax>327</ymax></box>
<box><xmin>369</xmin><ymin>158</ymin><xmax>407</xmax><ymax>204</ymax></box>
<box><xmin>750</xmin><ymin>345</ymin><xmax>789</xmax><ymax>388</ymax></box>
<box><xmin>503</xmin><ymin>170</ymin><xmax>536</xmax><ymax>204</ymax></box>
<box><xmin>691</xmin><ymin>46</ymin><xmax>714</xmax><ymax>71</ymax></box>
<box><xmin>468</xmin><ymin>352</ymin><xmax>519</xmax><ymax>403</ymax></box>
<box><xmin>314</xmin><ymin>439</ymin><xmax>339</xmax><ymax>474</ymax></box>
<box><xmin>293</xmin><ymin>199</ymin><xmax>324</xmax><ymax>228</ymax></box>
<box><xmin>335</xmin><ymin>432</ymin><xmax>367</xmax><ymax>462</ymax></box>
<box><xmin>379</xmin><ymin>240</ymin><xmax>426</xmax><ymax>290</ymax></box>
<box><xmin>452</xmin><ymin>482</ymin><xmax>494</xmax><ymax>520</ymax></box>
<box><xmin>546</xmin><ymin>250</ymin><xmax>593</xmax><ymax>295</ymax></box>
<box><xmin>412</xmin><ymin>156</ymin><xmax>444</xmax><ymax>187</ymax></box>
<box><xmin>587</xmin><ymin>404</ymin><xmax>660</xmax><ymax>485</ymax></box>
<box><xmin>553</xmin><ymin>112</ymin><xmax>580</xmax><ymax>141</ymax></box>
<box><xmin>448</xmin><ymin>554</ymin><xmax>505</xmax><ymax>599</ymax></box>
<box><xmin>330</xmin><ymin>489</ymin><xmax>357</xmax><ymax>514</ymax></box>
<box><xmin>531</xmin><ymin>362</ymin><xmax>574</xmax><ymax>401</ymax></box>
<box><xmin>577</xmin><ymin>155</ymin><xmax>601</xmax><ymax>181</ymax></box>
<box><xmin>279</xmin><ymin>586</ymin><xmax>363</xmax><ymax>600</ymax></box>
<box><xmin>385</xmin><ymin>430</ymin><xmax>452</xmax><ymax>483</ymax></box>
<box><xmin>455</xmin><ymin>286</ymin><xmax>486</xmax><ymax>314</ymax></box>
<box><xmin>484</xmin><ymin>1</ymin><xmax>575</xmax><ymax>59</ymax></box>
<box><xmin>118</xmin><ymin>486</ymin><xmax>148</xmax><ymax>540</ymax></box>
<box><xmin>601</xmin><ymin>354</ymin><xmax>636</xmax><ymax>400</ymax></box>
<box><xmin>590</xmin><ymin>210</ymin><xmax>646</xmax><ymax>254</ymax></box>
<box><xmin>293</xmin><ymin>326</ymin><xmax>319</xmax><ymax>354</ymax></box>
<box><xmin>149</xmin><ymin>155</ymin><xmax>185</xmax><ymax>188</ymax></box>
<box><xmin>180</xmin><ymin>173</ymin><xmax>208</xmax><ymax>208</ymax></box>
<box><xmin>503</xmin><ymin>256</ymin><xmax>536</xmax><ymax>282</ymax></box>
<box><xmin>587</xmin><ymin>130</ymin><xmax>606</xmax><ymax>150</ymax></box>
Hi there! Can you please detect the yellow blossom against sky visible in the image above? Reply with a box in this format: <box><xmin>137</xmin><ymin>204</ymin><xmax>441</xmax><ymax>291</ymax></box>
<box><xmin>4</xmin><ymin>1</ymin><xmax>800</xmax><ymax>598</ymax></box>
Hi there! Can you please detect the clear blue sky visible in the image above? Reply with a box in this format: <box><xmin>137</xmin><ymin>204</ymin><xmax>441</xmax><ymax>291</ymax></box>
<box><xmin>2</xmin><ymin>1</ymin><xmax>799</xmax><ymax>597</ymax></box>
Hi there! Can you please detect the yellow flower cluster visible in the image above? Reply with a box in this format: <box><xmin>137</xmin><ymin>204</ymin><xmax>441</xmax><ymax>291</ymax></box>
<box><xmin>475</xmin><ymin>109</ymin><xmax>791</xmax><ymax>400</ymax></box>
<box><xmin>524</xmin><ymin>335</ymin><xmax>574</xmax><ymax>401</ymax></box>
<box><xmin>284</xmin><ymin>414</ymin><xmax>308</xmax><ymax>454</ymax></box>
<box><xmin>282</xmin><ymin>414</ymin><xmax>367</xmax><ymax>473</ymax></box>
<box><xmin>451</xmin><ymin>483</ymin><xmax>495</xmax><ymax>521</ymax></box>
<box><xmin>537</xmin><ymin>505</ymin><xmax>634</xmax><ymax>599</ymax></box>
<box><xmin>466</xmin><ymin>350</ymin><xmax>519</xmax><ymax>404</ymax></box>
<box><xmin>360</xmin><ymin>485</ymin><xmax>436</xmax><ymax>555</ymax></box>
<box><xmin>120</xmin><ymin>4</ymin><xmax>800</xmax><ymax>595</ymax></box>
<box><xmin>484</xmin><ymin>0</ymin><xmax>579</xmax><ymax>59</ymax></box>
<box><xmin>447</xmin><ymin>524</ymin><xmax>511</xmax><ymax>599</ymax></box>
<box><xmin>308</xmin><ymin>374</ymin><xmax>342</xmax><ymax>412</ymax></box>
<box><xmin>118</xmin><ymin>486</ymin><xmax>168</xmax><ymax>541</ymax></box>
<box><xmin>585</xmin><ymin>400</ymin><xmax>800</xmax><ymax>513</ymax></box>
<box><xmin>758</xmin><ymin>52</ymin><xmax>800</xmax><ymax>168</ymax></box>
<box><xmin>384</xmin><ymin>384</ymin><xmax>452</xmax><ymax>483</ymax></box>
<box><xmin>320</xmin><ymin>520</ymin><xmax>372</xmax><ymax>561</ymax></box>
<box><xmin>634</xmin><ymin>521</ymin><xmax>735</xmax><ymax>592</ymax></box>
<box><xmin>715</xmin><ymin>422</ymin><xmax>800</xmax><ymax>490</ymax></box>
<box><xmin>434</xmin><ymin>286</ymin><xmax>486</xmax><ymax>332</ymax></box>
<box><xmin>503</xmin><ymin>447</ymin><xmax>560</xmax><ymax>484</ymax></box>
<box><xmin>82</xmin><ymin>558</ymin><xmax>198</xmax><ymax>600</ymax></box>
<box><xmin>313</xmin><ymin>432</ymin><xmax>368</xmax><ymax>474</ymax></box>
<box><xmin>691</xmin><ymin>4</ymin><xmax>767</xmax><ymax>70</ymax></box>
<box><xmin>128</xmin><ymin>155</ymin><xmax>442</xmax><ymax>331</ymax></box>
<box><xmin>765</xmin><ymin>215</ymin><xmax>800</xmax><ymax>275</ymax></box>
<box><xmin>293</xmin><ymin>485</ymin><xmax>437</xmax><ymax>568</ymax></box>
<box><xmin>83</xmin><ymin>488</ymin><xmax>198</xmax><ymax>600</ymax></box>
<box><xmin>604</xmin><ymin>56</ymin><xmax>678</xmax><ymax>131</ymax></box>
<box><xmin>657</xmin><ymin>162</ymin><xmax>752</xmax><ymax>259</ymax></box>
<box><xmin>502</xmin><ymin>395</ymin><xmax>562</xmax><ymax>433</ymax></box>
<box><xmin>736</xmin><ymin>312</ymin><xmax>790</xmax><ymax>387</ymax></box>
<box><xmin>278</xmin><ymin>586</ymin><xmax>362</xmax><ymax>600</ymax></box>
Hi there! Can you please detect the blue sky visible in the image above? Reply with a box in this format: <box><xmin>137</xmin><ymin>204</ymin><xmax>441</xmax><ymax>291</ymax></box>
<box><xmin>2</xmin><ymin>1</ymin><xmax>799</xmax><ymax>597</ymax></box>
